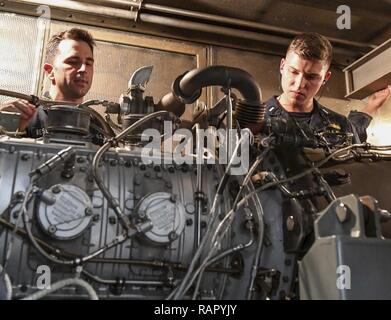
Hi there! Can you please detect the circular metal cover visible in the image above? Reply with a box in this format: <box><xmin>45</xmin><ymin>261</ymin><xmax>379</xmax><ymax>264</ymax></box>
<box><xmin>46</xmin><ymin>105</ymin><xmax>90</xmax><ymax>135</ymax></box>
<box><xmin>135</xmin><ymin>192</ymin><xmax>185</xmax><ymax>244</ymax></box>
<box><xmin>37</xmin><ymin>184</ymin><xmax>93</xmax><ymax>240</ymax></box>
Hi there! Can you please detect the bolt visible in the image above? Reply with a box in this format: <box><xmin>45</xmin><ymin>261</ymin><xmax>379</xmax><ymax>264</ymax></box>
<box><xmin>77</xmin><ymin>157</ymin><xmax>85</xmax><ymax>163</ymax></box>
<box><xmin>186</xmin><ymin>218</ymin><xmax>193</xmax><ymax>226</ymax></box>
<box><xmin>15</xmin><ymin>191</ymin><xmax>25</xmax><ymax>200</ymax></box>
<box><xmin>138</xmin><ymin>210</ymin><xmax>146</xmax><ymax>219</ymax></box>
<box><xmin>279</xmin><ymin>290</ymin><xmax>286</xmax><ymax>300</ymax></box>
<box><xmin>168</xmin><ymin>167</ymin><xmax>175</xmax><ymax>173</ymax></box>
<box><xmin>19</xmin><ymin>283</ymin><xmax>28</xmax><ymax>292</ymax></box>
<box><xmin>85</xmin><ymin>208</ymin><xmax>93</xmax><ymax>216</ymax></box>
<box><xmin>61</xmin><ymin>170</ymin><xmax>74</xmax><ymax>180</ymax></box>
<box><xmin>110</xmin><ymin>159</ymin><xmax>118</xmax><ymax>167</ymax></box>
<box><xmin>380</xmin><ymin>209</ymin><xmax>391</xmax><ymax>223</ymax></box>
<box><xmin>201</xmin><ymin>221</ymin><xmax>207</xmax><ymax>229</ymax></box>
<box><xmin>245</xmin><ymin>220</ymin><xmax>254</xmax><ymax>230</ymax></box>
<box><xmin>52</xmin><ymin>186</ymin><xmax>61</xmax><ymax>194</ymax></box>
<box><xmin>156</xmin><ymin>172</ymin><xmax>163</xmax><ymax>179</ymax></box>
<box><xmin>154</xmin><ymin>166</ymin><xmax>161</xmax><ymax>172</ymax></box>
<box><xmin>286</xmin><ymin>216</ymin><xmax>295</xmax><ymax>231</ymax></box>
<box><xmin>108</xmin><ymin>216</ymin><xmax>117</xmax><ymax>225</ymax></box>
<box><xmin>125</xmin><ymin>160</ymin><xmax>132</xmax><ymax>167</ymax></box>
<box><xmin>336</xmin><ymin>203</ymin><xmax>349</xmax><ymax>223</ymax></box>
<box><xmin>139</xmin><ymin>163</ymin><xmax>146</xmax><ymax>171</ymax></box>
<box><xmin>92</xmin><ymin>214</ymin><xmax>100</xmax><ymax>222</ymax></box>
<box><xmin>21</xmin><ymin>154</ymin><xmax>30</xmax><ymax>161</ymax></box>
<box><xmin>170</xmin><ymin>195</ymin><xmax>177</xmax><ymax>203</ymax></box>
<box><xmin>168</xmin><ymin>231</ymin><xmax>178</xmax><ymax>241</ymax></box>
<box><xmin>185</xmin><ymin>203</ymin><xmax>195</xmax><ymax>214</ymax></box>
<box><xmin>48</xmin><ymin>225</ymin><xmax>57</xmax><ymax>234</ymax></box>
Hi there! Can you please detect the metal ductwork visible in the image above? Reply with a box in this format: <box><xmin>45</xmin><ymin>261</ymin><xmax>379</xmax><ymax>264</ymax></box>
<box><xmin>140</xmin><ymin>3</ymin><xmax>376</xmax><ymax>51</ymax></box>
<box><xmin>1</xmin><ymin>0</ymin><xmax>376</xmax><ymax>56</ymax></box>
<box><xmin>8</xmin><ymin>0</ymin><xmax>141</xmax><ymax>21</ymax></box>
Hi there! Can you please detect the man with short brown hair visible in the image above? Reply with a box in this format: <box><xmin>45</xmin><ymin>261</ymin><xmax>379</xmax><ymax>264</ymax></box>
<box><xmin>266</xmin><ymin>32</ymin><xmax>390</xmax><ymax>144</ymax></box>
<box><xmin>1</xmin><ymin>27</ymin><xmax>96</xmax><ymax>136</ymax></box>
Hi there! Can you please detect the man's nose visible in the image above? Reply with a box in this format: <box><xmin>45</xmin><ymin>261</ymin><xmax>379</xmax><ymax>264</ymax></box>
<box><xmin>78</xmin><ymin>63</ymin><xmax>87</xmax><ymax>72</ymax></box>
<box><xmin>293</xmin><ymin>74</ymin><xmax>306</xmax><ymax>90</ymax></box>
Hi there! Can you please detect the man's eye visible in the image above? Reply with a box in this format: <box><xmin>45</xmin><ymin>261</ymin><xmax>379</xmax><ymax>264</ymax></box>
<box><xmin>290</xmin><ymin>70</ymin><xmax>299</xmax><ymax>75</ymax></box>
<box><xmin>307</xmin><ymin>75</ymin><xmax>318</xmax><ymax>81</ymax></box>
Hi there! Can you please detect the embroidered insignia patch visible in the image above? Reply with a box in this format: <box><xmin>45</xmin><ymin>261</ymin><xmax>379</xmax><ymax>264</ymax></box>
<box><xmin>327</xmin><ymin>123</ymin><xmax>341</xmax><ymax>131</ymax></box>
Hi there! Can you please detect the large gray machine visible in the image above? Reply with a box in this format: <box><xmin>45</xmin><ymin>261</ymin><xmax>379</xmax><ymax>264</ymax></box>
<box><xmin>0</xmin><ymin>65</ymin><xmax>390</xmax><ymax>300</ymax></box>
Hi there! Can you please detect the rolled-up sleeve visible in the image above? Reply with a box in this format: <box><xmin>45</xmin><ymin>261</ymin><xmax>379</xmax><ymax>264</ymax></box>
<box><xmin>347</xmin><ymin>111</ymin><xmax>372</xmax><ymax>142</ymax></box>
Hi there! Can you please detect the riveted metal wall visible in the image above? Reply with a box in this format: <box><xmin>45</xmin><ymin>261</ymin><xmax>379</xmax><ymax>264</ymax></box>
<box><xmin>0</xmin><ymin>12</ymin><xmax>46</xmax><ymax>103</ymax></box>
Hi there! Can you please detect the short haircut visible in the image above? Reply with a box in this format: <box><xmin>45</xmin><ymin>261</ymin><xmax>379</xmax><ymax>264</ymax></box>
<box><xmin>286</xmin><ymin>32</ymin><xmax>333</xmax><ymax>68</ymax></box>
<box><xmin>45</xmin><ymin>28</ymin><xmax>96</xmax><ymax>64</ymax></box>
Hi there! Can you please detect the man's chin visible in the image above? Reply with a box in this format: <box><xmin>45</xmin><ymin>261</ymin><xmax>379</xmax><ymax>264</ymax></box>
<box><xmin>71</xmin><ymin>89</ymin><xmax>89</xmax><ymax>100</ymax></box>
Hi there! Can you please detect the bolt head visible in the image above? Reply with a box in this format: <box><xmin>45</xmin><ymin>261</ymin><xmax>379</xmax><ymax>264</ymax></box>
<box><xmin>286</xmin><ymin>215</ymin><xmax>295</xmax><ymax>231</ymax></box>
<box><xmin>108</xmin><ymin>216</ymin><xmax>117</xmax><ymax>225</ymax></box>
<box><xmin>48</xmin><ymin>225</ymin><xmax>57</xmax><ymax>234</ymax></box>
<box><xmin>336</xmin><ymin>203</ymin><xmax>349</xmax><ymax>223</ymax></box>
<box><xmin>168</xmin><ymin>231</ymin><xmax>178</xmax><ymax>241</ymax></box>
<box><xmin>52</xmin><ymin>186</ymin><xmax>61</xmax><ymax>194</ymax></box>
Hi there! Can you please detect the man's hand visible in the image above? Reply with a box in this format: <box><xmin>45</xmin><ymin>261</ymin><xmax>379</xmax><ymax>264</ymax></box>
<box><xmin>0</xmin><ymin>99</ymin><xmax>37</xmax><ymax>132</ymax></box>
<box><xmin>361</xmin><ymin>86</ymin><xmax>391</xmax><ymax>116</ymax></box>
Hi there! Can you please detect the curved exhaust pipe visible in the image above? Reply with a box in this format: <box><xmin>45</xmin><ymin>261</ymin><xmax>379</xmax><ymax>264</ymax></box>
<box><xmin>156</xmin><ymin>65</ymin><xmax>265</xmax><ymax>133</ymax></box>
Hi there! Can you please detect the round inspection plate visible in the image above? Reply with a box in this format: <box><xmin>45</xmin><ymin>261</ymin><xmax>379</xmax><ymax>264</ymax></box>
<box><xmin>37</xmin><ymin>184</ymin><xmax>93</xmax><ymax>240</ymax></box>
<box><xmin>135</xmin><ymin>192</ymin><xmax>186</xmax><ymax>244</ymax></box>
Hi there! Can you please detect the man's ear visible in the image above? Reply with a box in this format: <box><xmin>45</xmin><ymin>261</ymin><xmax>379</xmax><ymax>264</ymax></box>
<box><xmin>44</xmin><ymin>63</ymin><xmax>55</xmax><ymax>83</ymax></box>
<box><xmin>280</xmin><ymin>58</ymin><xmax>285</xmax><ymax>74</ymax></box>
<box><xmin>323</xmin><ymin>70</ymin><xmax>332</xmax><ymax>84</ymax></box>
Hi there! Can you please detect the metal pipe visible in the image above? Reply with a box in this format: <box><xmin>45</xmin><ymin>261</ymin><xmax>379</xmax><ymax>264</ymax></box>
<box><xmin>141</xmin><ymin>3</ymin><xmax>376</xmax><ymax>50</ymax></box>
<box><xmin>11</xmin><ymin>0</ymin><xmax>138</xmax><ymax>20</ymax></box>
<box><xmin>180</xmin><ymin>66</ymin><xmax>262</xmax><ymax>105</ymax></box>
<box><xmin>226</xmin><ymin>90</ymin><xmax>233</xmax><ymax>162</ymax></box>
<box><xmin>82</xmin><ymin>270</ymin><xmax>167</xmax><ymax>286</ymax></box>
<box><xmin>79</xmin><ymin>0</ymin><xmax>141</xmax><ymax>10</ymax></box>
<box><xmin>22</xmin><ymin>278</ymin><xmax>99</xmax><ymax>300</ymax></box>
<box><xmin>0</xmin><ymin>88</ymin><xmax>76</xmax><ymax>107</ymax></box>
<box><xmin>139</xmin><ymin>13</ymin><xmax>292</xmax><ymax>48</ymax></box>
<box><xmin>195</xmin><ymin>123</ymin><xmax>202</xmax><ymax>249</ymax></box>
<box><xmin>139</xmin><ymin>13</ymin><xmax>361</xmax><ymax>57</ymax></box>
